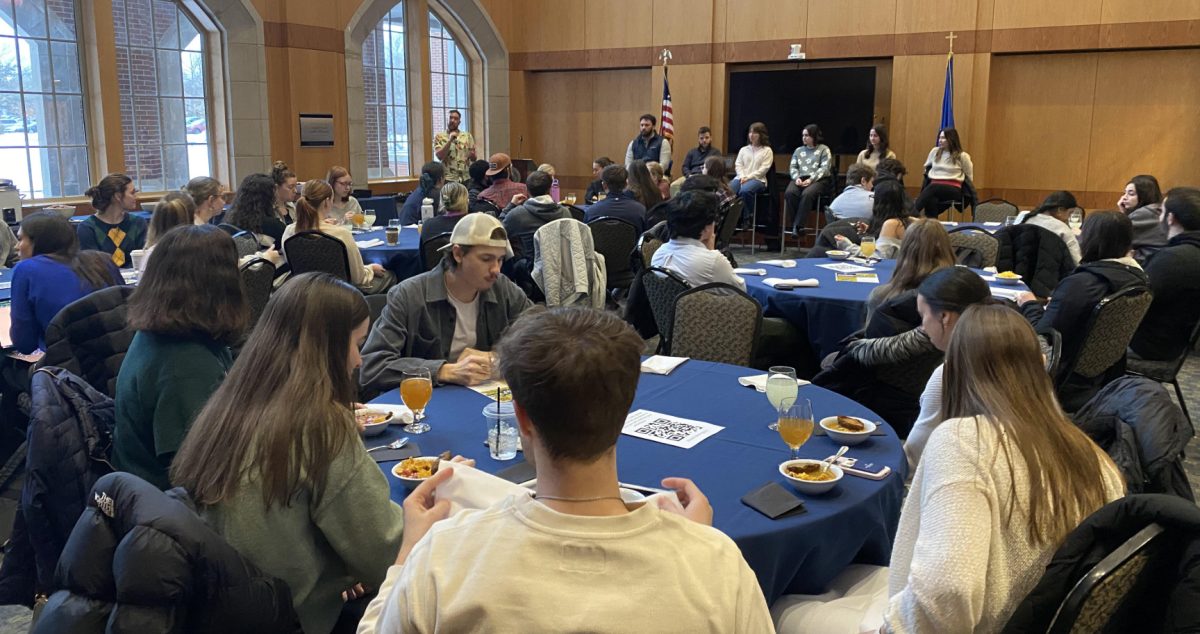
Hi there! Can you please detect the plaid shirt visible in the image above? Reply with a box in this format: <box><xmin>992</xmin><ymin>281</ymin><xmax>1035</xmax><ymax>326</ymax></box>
<box><xmin>479</xmin><ymin>178</ymin><xmax>529</xmax><ymax>210</ymax></box>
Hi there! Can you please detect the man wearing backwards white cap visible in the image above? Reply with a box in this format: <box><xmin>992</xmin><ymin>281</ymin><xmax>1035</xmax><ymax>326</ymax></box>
<box><xmin>359</xmin><ymin>213</ymin><xmax>531</xmax><ymax>391</ymax></box>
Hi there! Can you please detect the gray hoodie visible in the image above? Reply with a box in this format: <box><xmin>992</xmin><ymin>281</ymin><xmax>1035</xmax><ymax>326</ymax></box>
<box><xmin>501</xmin><ymin>196</ymin><xmax>572</xmax><ymax>239</ymax></box>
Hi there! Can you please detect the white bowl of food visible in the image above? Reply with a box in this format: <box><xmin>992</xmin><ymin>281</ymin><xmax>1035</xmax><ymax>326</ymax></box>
<box><xmin>356</xmin><ymin>409</ymin><xmax>393</xmax><ymax>437</ymax></box>
<box><xmin>826</xmin><ymin>250</ymin><xmax>850</xmax><ymax>260</ymax></box>
<box><xmin>994</xmin><ymin>271</ymin><xmax>1023</xmax><ymax>286</ymax></box>
<box><xmin>392</xmin><ymin>456</ymin><xmax>439</xmax><ymax>487</ymax></box>
<box><xmin>779</xmin><ymin>459</ymin><xmax>843</xmax><ymax>495</ymax></box>
<box><xmin>818</xmin><ymin>415</ymin><xmax>877</xmax><ymax>446</ymax></box>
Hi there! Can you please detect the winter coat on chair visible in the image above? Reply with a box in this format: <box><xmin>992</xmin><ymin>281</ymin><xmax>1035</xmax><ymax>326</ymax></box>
<box><xmin>1072</xmin><ymin>376</ymin><xmax>1194</xmax><ymax>501</ymax></box>
<box><xmin>0</xmin><ymin>367</ymin><xmax>115</xmax><ymax>606</ymax></box>
<box><xmin>33</xmin><ymin>472</ymin><xmax>300</xmax><ymax>633</ymax></box>
<box><xmin>533</xmin><ymin>218</ymin><xmax>608</xmax><ymax>309</ymax></box>
<box><xmin>994</xmin><ymin>223</ymin><xmax>1076</xmax><ymax>298</ymax></box>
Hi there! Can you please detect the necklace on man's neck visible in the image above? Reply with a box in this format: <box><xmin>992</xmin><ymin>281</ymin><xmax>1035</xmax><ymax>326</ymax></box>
<box><xmin>533</xmin><ymin>494</ymin><xmax>624</xmax><ymax>503</ymax></box>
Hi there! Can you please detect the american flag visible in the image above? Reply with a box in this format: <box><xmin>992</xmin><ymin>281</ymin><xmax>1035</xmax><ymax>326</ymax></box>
<box><xmin>660</xmin><ymin>68</ymin><xmax>673</xmax><ymax>142</ymax></box>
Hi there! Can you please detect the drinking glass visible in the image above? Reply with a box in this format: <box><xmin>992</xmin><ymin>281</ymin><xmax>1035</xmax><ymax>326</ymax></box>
<box><xmin>352</xmin><ymin>211</ymin><xmax>366</xmax><ymax>228</ymax></box>
<box><xmin>388</xmin><ymin>219</ymin><xmax>402</xmax><ymax>229</ymax></box>
<box><xmin>1004</xmin><ymin>215</ymin><xmax>1019</xmax><ymax>227</ymax></box>
<box><xmin>860</xmin><ymin>236</ymin><xmax>876</xmax><ymax>258</ymax></box>
<box><xmin>765</xmin><ymin>366</ymin><xmax>798</xmax><ymax>431</ymax></box>
<box><xmin>777</xmin><ymin>397</ymin><xmax>814</xmax><ymax>460</ymax></box>
<box><xmin>563</xmin><ymin>192</ymin><xmax>578</xmax><ymax>206</ymax></box>
<box><xmin>364</xmin><ymin>213</ymin><xmax>377</xmax><ymax>228</ymax></box>
<box><xmin>1068</xmin><ymin>209</ymin><xmax>1083</xmax><ymax>232</ymax></box>
<box><xmin>400</xmin><ymin>368</ymin><xmax>433</xmax><ymax>434</ymax></box>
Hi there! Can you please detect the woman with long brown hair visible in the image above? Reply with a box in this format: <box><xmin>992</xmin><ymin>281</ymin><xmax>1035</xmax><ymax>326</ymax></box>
<box><xmin>170</xmin><ymin>273</ymin><xmax>402</xmax><ymax>634</ymax></box>
<box><xmin>282</xmin><ymin>179</ymin><xmax>395</xmax><ymax>295</ymax></box>
<box><xmin>138</xmin><ymin>192</ymin><xmax>196</xmax><ymax>271</ymax></box>
<box><xmin>627</xmin><ymin>159</ymin><xmax>664</xmax><ymax>209</ymax></box>
<box><xmin>913</xmin><ymin>127</ymin><xmax>973</xmax><ymax>218</ymax></box>
<box><xmin>866</xmin><ymin>219</ymin><xmax>954</xmax><ymax>317</ymax></box>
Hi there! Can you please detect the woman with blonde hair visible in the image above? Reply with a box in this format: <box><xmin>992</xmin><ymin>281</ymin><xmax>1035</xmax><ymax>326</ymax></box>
<box><xmin>282</xmin><ymin>179</ymin><xmax>395</xmax><ymax>295</ymax></box>
<box><xmin>184</xmin><ymin>176</ymin><xmax>226</xmax><ymax>225</ymax></box>
<box><xmin>647</xmin><ymin>161</ymin><xmax>671</xmax><ymax>201</ymax></box>
<box><xmin>136</xmin><ymin>192</ymin><xmax>196</xmax><ymax>272</ymax></box>
<box><xmin>866</xmin><ymin>219</ymin><xmax>954</xmax><ymax>316</ymax></box>
<box><xmin>327</xmin><ymin>166</ymin><xmax>363</xmax><ymax>224</ymax></box>
<box><xmin>421</xmin><ymin>182</ymin><xmax>470</xmax><ymax>250</ymax></box>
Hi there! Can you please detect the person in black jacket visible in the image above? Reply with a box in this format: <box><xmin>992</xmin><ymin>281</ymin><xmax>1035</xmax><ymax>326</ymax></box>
<box><xmin>1130</xmin><ymin>187</ymin><xmax>1200</xmax><ymax>361</ymax></box>
<box><xmin>1017</xmin><ymin>210</ymin><xmax>1149</xmax><ymax>410</ymax></box>
<box><xmin>584</xmin><ymin>156</ymin><xmax>614</xmax><ymax>204</ymax></box>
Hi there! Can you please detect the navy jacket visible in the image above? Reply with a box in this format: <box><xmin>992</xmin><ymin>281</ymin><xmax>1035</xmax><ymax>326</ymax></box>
<box><xmin>399</xmin><ymin>186</ymin><xmax>441</xmax><ymax>226</ymax></box>
<box><xmin>585</xmin><ymin>191</ymin><xmax>647</xmax><ymax>234</ymax></box>
<box><xmin>681</xmin><ymin>145</ymin><xmax>721</xmax><ymax>176</ymax></box>
<box><xmin>1130</xmin><ymin>231</ymin><xmax>1200</xmax><ymax>361</ymax></box>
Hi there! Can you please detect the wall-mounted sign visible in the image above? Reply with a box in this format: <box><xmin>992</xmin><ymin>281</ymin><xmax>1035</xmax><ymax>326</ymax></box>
<box><xmin>299</xmin><ymin>113</ymin><xmax>335</xmax><ymax>147</ymax></box>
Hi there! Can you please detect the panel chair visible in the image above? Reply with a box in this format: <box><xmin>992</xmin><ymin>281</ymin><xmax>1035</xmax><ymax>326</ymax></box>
<box><xmin>283</xmin><ymin>231</ymin><xmax>352</xmax><ymax>282</ymax></box>
<box><xmin>587</xmin><ymin>216</ymin><xmax>641</xmax><ymax>292</ymax></box>
<box><xmin>1127</xmin><ymin>318</ymin><xmax>1200</xmax><ymax>424</ymax></box>
<box><xmin>641</xmin><ymin>267</ymin><xmax>690</xmax><ymax>354</ymax></box>
<box><xmin>1056</xmin><ymin>286</ymin><xmax>1154</xmax><ymax>393</ymax></box>
<box><xmin>974</xmin><ymin>198</ymin><xmax>1019</xmax><ymax>224</ymax></box>
<box><xmin>739</xmin><ymin>163</ymin><xmax>777</xmax><ymax>253</ymax></box>
<box><xmin>947</xmin><ymin>226</ymin><xmax>999</xmax><ymax>269</ymax></box>
<box><xmin>671</xmin><ymin>283</ymin><xmax>763</xmax><ymax>366</ymax></box>
<box><xmin>714</xmin><ymin>198</ymin><xmax>744</xmax><ymax>252</ymax></box>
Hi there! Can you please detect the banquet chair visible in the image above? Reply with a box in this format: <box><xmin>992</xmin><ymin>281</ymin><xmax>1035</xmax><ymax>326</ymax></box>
<box><xmin>806</xmin><ymin>218</ymin><xmax>860</xmax><ymax>258</ymax></box>
<box><xmin>239</xmin><ymin>256</ymin><xmax>276</xmax><ymax>333</ymax></box>
<box><xmin>1056</xmin><ymin>285</ymin><xmax>1153</xmax><ymax>393</ymax></box>
<box><xmin>740</xmin><ymin>163</ymin><xmax>777</xmax><ymax>253</ymax></box>
<box><xmin>670</xmin><ymin>284</ymin><xmax>762</xmax><ymax>366</ymax></box>
<box><xmin>645</xmin><ymin>201</ymin><xmax>671</xmax><ymax>228</ymax></box>
<box><xmin>974</xmin><ymin>198</ymin><xmax>1019</xmax><ymax>224</ymax></box>
<box><xmin>566</xmin><ymin>205</ymin><xmax>587</xmax><ymax>223</ymax></box>
<box><xmin>230</xmin><ymin>231</ymin><xmax>260</xmax><ymax>259</ymax></box>
<box><xmin>947</xmin><ymin>227</ymin><xmax>999</xmax><ymax>269</ymax></box>
<box><xmin>637</xmin><ymin>221</ymin><xmax>668</xmax><ymax>269</ymax></box>
<box><xmin>588</xmin><ymin>216</ymin><xmax>640</xmax><ymax>292</ymax></box>
<box><xmin>1126</xmin><ymin>318</ymin><xmax>1200</xmax><ymax>424</ymax></box>
<box><xmin>642</xmin><ymin>267</ymin><xmax>690</xmax><ymax>353</ymax></box>
<box><xmin>421</xmin><ymin>231</ymin><xmax>453</xmax><ymax>272</ymax></box>
<box><xmin>714</xmin><ymin>199</ymin><xmax>743</xmax><ymax>251</ymax></box>
<box><xmin>283</xmin><ymin>231</ymin><xmax>351</xmax><ymax>282</ymax></box>
<box><xmin>36</xmin><ymin>285</ymin><xmax>135</xmax><ymax>397</ymax></box>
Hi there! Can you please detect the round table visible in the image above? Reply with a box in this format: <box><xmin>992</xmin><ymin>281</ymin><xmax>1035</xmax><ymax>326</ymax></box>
<box><xmin>369</xmin><ymin>359</ymin><xmax>907</xmax><ymax>603</ymax></box>
<box><xmin>356</xmin><ymin>227</ymin><xmax>423</xmax><ymax>281</ymax></box>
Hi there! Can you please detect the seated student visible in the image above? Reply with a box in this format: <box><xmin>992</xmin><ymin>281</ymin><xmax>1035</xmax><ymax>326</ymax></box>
<box><xmin>466</xmin><ymin>159</ymin><xmax>491</xmax><ymax>203</ymax></box>
<box><xmin>1117</xmin><ymin>174</ymin><xmax>1169</xmax><ymax>263</ymax></box>
<box><xmin>827</xmin><ymin>163</ymin><xmax>875</xmax><ymax>221</ymax></box>
<box><xmin>358</xmin><ymin>307</ymin><xmax>773</xmax><ymax>633</ymax></box>
<box><xmin>647</xmin><ymin>160</ymin><xmax>671</xmax><ymax>201</ymax></box>
<box><xmin>776</xmin><ymin>305</ymin><xmax>1124</xmax><ymax>633</ymax></box>
<box><xmin>1020</xmin><ymin>190</ymin><xmax>1083</xmax><ymax>265</ymax></box>
<box><xmin>477</xmin><ymin>153</ymin><xmax>529</xmax><ymax>211</ymax></box>
<box><xmin>112</xmin><ymin>225</ymin><xmax>246</xmax><ymax>490</ymax></box>
<box><xmin>421</xmin><ymin>182</ymin><xmax>472</xmax><ymax>246</ymax></box>
<box><xmin>271</xmin><ymin>160</ymin><xmax>298</xmax><ymax>226</ymax></box>
<box><xmin>184</xmin><ymin>176</ymin><xmax>227</xmax><ymax>226</ymax></box>
<box><xmin>1130</xmin><ymin>186</ymin><xmax>1200</xmax><ymax>361</ymax></box>
<box><xmin>78</xmin><ymin>173</ymin><xmax>148</xmax><ymax>268</ymax></box>
<box><xmin>832</xmin><ymin>179</ymin><xmax>914</xmax><ymax>260</ymax></box>
<box><xmin>359</xmin><ymin>213</ymin><xmax>531</xmax><ymax>392</ymax></box>
<box><xmin>627</xmin><ymin>159</ymin><xmax>664</xmax><ymax>210</ymax></box>
<box><xmin>699</xmin><ymin>155</ymin><xmax>735</xmax><ymax>203</ymax></box>
<box><xmin>864</xmin><ymin>218</ymin><xmax>954</xmax><ymax>320</ymax></box>
<box><xmin>399</xmin><ymin>162</ymin><xmax>445</xmax><ymax>226</ymax></box>
<box><xmin>283</xmin><ymin>179</ymin><xmax>395</xmax><ymax>295</ymax></box>
<box><xmin>500</xmin><ymin>170</ymin><xmax>572</xmax><ymax>239</ymax></box>
<box><xmin>650</xmin><ymin>191</ymin><xmax>744</xmax><ymax>291</ymax></box>
<box><xmin>9</xmin><ymin>212</ymin><xmax>122</xmax><ymax>353</ymax></box>
<box><xmin>137</xmin><ymin>191</ymin><xmax>195</xmax><ymax>272</ymax></box>
<box><xmin>226</xmin><ymin>172</ymin><xmax>286</xmax><ymax>256</ymax></box>
<box><xmin>585</xmin><ymin>164</ymin><xmax>647</xmax><ymax>232</ymax></box>
<box><xmin>584</xmin><ymin>156</ymin><xmax>614</xmax><ymax>203</ymax></box>
<box><xmin>328</xmin><ymin>166</ymin><xmax>363</xmax><ymax>223</ymax></box>
<box><xmin>1016</xmin><ymin>210</ymin><xmax>1148</xmax><ymax>410</ymax></box>
<box><xmin>170</xmin><ymin>273</ymin><xmax>406</xmax><ymax>634</ymax></box>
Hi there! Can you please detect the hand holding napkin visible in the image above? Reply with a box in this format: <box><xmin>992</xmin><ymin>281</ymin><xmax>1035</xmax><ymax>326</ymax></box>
<box><xmin>433</xmin><ymin>461</ymin><xmax>532</xmax><ymax>515</ymax></box>
<box><xmin>763</xmin><ymin>277</ymin><xmax>819</xmax><ymax>289</ymax></box>
<box><xmin>641</xmin><ymin>355</ymin><xmax>689</xmax><ymax>375</ymax></box>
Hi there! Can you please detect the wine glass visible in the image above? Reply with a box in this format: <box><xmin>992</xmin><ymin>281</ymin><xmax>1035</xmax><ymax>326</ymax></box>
<box><xmin>860</xmin><ymin>236</ymin><xmax>877</xmax><ymax>259</ymax></box>
<box><xmin>364</xmin><ymin>212</ymin><xmax>377</xmax><ymax>229</ymax></box>
<box><xmin>777</xmin><ymin>397</ymin><xmax>814</xmax><ymax>460</ymax></box>
<box><xmin>1068</xmin><ymin>209</ymin><xmax>1083</xmax><ymax>233</ymax></box>
<box><xmin>765</xmin><ymin>366</ymin><xmax>798</xmax><ymax>431</ymax></box>
<box><xmin>564</xmin><ymin>192</ymin><xmax>578</xmax><ymax>206</ymax></box>
<box><xmin>400</xmin><ymin>368</ymin><xmax>433</xmax><ymax>434</ymax></box>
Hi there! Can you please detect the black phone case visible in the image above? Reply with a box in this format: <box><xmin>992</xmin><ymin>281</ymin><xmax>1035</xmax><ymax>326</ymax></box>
<box><xmin>741</xmin><ymin>482</ymin><xmax>807</xmax><ymax>519</ymax></box>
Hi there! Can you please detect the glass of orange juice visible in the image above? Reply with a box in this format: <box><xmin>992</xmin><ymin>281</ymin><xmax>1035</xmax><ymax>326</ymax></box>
<box><xmin>777</xmin><ymin>397</ymin><xmax>814</xmax><ymax>460</ymax></box>
<box><xmin>563</xmin><ymin>192</ymin><xmax>577</xmax><ymax>206</ymax></box>
<box><xmin>860</xmin><ymin>236</ymin><xmax>876</xmax><ymax>259</ymax></box>
<box><xmin>352</xmin><ymin>211</ymin><xmax>366</xmax><ymax>228</ymax></box>
<box><xmin>400</xmin><ymin>368</ymin><xmax>433</xmax><ymax>434</ymax></box>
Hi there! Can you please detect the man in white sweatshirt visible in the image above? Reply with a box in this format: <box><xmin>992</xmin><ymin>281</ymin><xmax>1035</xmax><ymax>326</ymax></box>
<box><xmin>358</xmin><ymin>307</ymin><xmax>773</xmax><ymax>633</ymax></box>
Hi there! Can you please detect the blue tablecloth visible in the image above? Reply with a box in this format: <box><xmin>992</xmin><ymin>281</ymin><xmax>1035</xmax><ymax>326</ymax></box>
<box><xmin>0</xmin><ymin>268</ymin><xmax>11</xmax><ymax>302</ymax></box>
<box><xmin>743</xmin><ymin>259</ymin><xmax>898</xmax><ymax>358</ymax></box>
<box><xmin>369</xmin><ymin>359</ymin><xmax>907</xmax><ymax>603</ymax></box>
<box><xmin>357</xmin><ymin>228</ymin><xmax>423</xmax><ymax>281</ymax></box>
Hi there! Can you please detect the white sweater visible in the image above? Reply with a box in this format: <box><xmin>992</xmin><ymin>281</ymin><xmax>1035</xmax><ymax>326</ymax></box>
<box><xmin>735</xmin><ymin>145</ymin><xmax>775</xmax><ymax>183</ymax></box>
<box><xmin>886</xmin><ymin>416</ymin><xmax>1125</xmax><ymax>633</ymax></box>
<box><xmin>358</xmin><ymin>493</ymin><xmax>773</xmax><ymax>633</ymax></box>
<box><xmin>923</xmin><ymin>147</ymin><xmax>974</xmax><ymax>182</ymax></box>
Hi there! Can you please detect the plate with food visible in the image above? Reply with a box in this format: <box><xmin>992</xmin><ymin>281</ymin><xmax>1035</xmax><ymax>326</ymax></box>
<box><xmin>779</xmin><ymin>459</ymin><xmax>843</xmax><ymax>494</ymax></box>
<box><xmin>392</xmin><ymin>456</ymin><xmax>440</xmax><ymax>486</ymax></box>
<box><xmin>993</xmin><ymin>271</ymin><xmax>1023</xmax><ymax>286</ymax></box>
<box><xmin>356</xmin><ymin>409</ymin><xmax>394</xmax><ymax>437</ymax></box>
<box><xmin>818</xmin><ymin>416</ymin><xmax>877</xmax><ymax>446</ymax></box>
<box><xmin>826</xmin><ymin>250</ymin><xmax>850</xmax><ymax>261</ymax></box>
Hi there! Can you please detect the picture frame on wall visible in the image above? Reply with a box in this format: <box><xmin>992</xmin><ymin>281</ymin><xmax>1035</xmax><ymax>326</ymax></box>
<box><xmin>299</xmin><ymin>113</ymin><xmax>335</xmax><ymax>147</ymax></box>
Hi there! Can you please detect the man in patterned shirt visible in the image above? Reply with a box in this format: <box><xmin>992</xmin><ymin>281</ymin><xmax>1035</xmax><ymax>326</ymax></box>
<box><xmin>432</xmin><ymin>109</ymin><xmax>476</xmax><ymax>183</ymax></box>
<box><xmin>478</xmin><ymin>153</ymin><xmax>529</xmax><ymax>210</ymax></box>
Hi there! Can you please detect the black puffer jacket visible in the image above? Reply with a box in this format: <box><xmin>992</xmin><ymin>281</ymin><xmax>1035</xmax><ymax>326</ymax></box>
<box><xmin>34</xmin><ymin>472</ymin><xmax>300</xmax><ymax>633</ymax></box>
<box><xmin>1130</xmin><ymin>230</ymin><xmax>1200</xmax><ymax>361</ymax></box>
<box><xmin>995</xmin><ymin>224</ymin><xmax>1076</xmax><ymax>297</ymax></box>
<box><xmin>1072</xmin><ymin>376</ymin><xmax>1194</xmax><ymax>500</ymax></box>
<box><xmin>36</xmin><ymin>285</ymin><xmax>135</xmax><ymax>396</ymax></box>
<box><xmin>0</xmin><ymin>367</ymin><xmax>114</xmax><ymax>606</ymax></box>
<box><xmin>1003</xmin><ymin>494</ymin><xmax>1200</xmax><ymax>633</ymax></box>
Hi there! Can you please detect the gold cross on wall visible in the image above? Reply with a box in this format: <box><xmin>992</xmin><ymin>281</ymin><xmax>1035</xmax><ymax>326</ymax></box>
<box><xmin>946</xmin><ymin>31</ymin><xmax>958</xmax><ymax>54</ymax></box>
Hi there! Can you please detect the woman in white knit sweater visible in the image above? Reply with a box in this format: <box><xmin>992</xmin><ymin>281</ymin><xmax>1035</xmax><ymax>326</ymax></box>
<box><xmin>913</xmin><ymin>127</ymin><xmax>974</xmax><ymax>218</ymax></box>
<box><xmin>774</xmin><ymin>305</ymin><xmax>1124</xmax><ymax>633</ymax></box>
<box><xmin>730</xmin><ymin>121</ymin><xmax>774</xmax><ymax>223</ymax></box>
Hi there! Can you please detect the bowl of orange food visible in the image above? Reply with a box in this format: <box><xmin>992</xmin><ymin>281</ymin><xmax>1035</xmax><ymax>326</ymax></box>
<box><xmin>818</xmin><ymin>415</ymin><xmax>876</xmax><ymax>446</ymax></box>
<box><xmin>994</xmin><ymin>271</ymin><xmax>1023</xmax><ymax>286</ymax></box>
<box><xmin>356</xmin><ymin>409</ymin><xmax>393</xmax><ymax>437</ymax></box>
<box><xmin>392</xmin><ymin>456</ymin><xmax>439</xmax><ymax>486</ymax></box>
<box><xmin>779</xmin><ymin>459</ymin><xmax>844</xmax><ymax>495</ymax></box>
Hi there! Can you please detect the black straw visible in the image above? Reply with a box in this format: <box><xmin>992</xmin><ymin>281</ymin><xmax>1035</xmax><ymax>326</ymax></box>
<box><xmin>494</xmin><ymin>388</ymin><xmax>501</xmax><ymax>456</ymax></box>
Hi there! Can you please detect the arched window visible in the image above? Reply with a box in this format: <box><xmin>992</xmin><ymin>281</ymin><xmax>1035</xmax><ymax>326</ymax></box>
<box><xmin>112</xmin><ymin>0</ymin><xmax>212</xmax><ymax>192</ymax></box>
<box><xmin>0</xmin><ymin>0</ymin><xmax>90</xmax><ymax>199</ymax></box>
<box><xmin>428</xmin><ymin>10</ymin><xmax>468</xmax><ymax>138</ymax></box>
<box><xmin>363</xmin><ymin>3</ymin><xmax>410</xmax><ymax>180</ymax></box>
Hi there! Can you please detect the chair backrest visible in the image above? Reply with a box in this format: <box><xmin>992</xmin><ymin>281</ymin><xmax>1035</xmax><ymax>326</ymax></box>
<box><xmin>1043</xmin><ymin>328</ymin><xmax>1064</xmax><ymax>380</ymax></box>
<box><xmin>238</xmin><ymin>257</ymin><xmax>275</xmax><ymax>333</ymax></box>
<box><xmin>645</xmin><ymin>201</ymin><xmax>670</xmax><ymax>227</ymax></box>
<box><xmin>230</xmin><ymin>230</ymin><xmax>260</xmax><ymax>258</ymax></box>
<box><xmin>565</xmin><ymin>204</ymin><xmax>586</xmax><ymax>222</ymax></box>
<box><xmin>637</xmin><ymin>221</ymin><xmax>667</xmax><ymax>269</ymax></box>
<box><xmin>974</xmin><ymin>198</ymin><xmax>1019</xmax><ymax>223</ymax></box>
<box><xmin>714</xmin><ymin>198</ymin><xmax>744</xmax><ymax>251</ymax></box>
<box><xmin>216</xmin><ymin>223</ymin><xmax>241</xmax><ymax>236</ymax></box>
<box><xmin>587</xmin><ymin>216</ymin><xmax>640</xmax><ymax>282</ymax></box>
<box><xmin>671</xmin><ymin>283</ymin><xmax>762</xmax><ymax>366</ymax></box>
<box><xmin>947</xmin><ymin>227</ymin><xmax>999</xmax><ymax>268</ymax></box>
<box><xmin>1061</xmin><ymin>285</ymin><xmax>1154</xmax><ymax>382</ymax></box>
<box><xmin>641</xmin><ymin>267</ymin><xmax>690</xmax><ymax>352</ymax></box>
<box><xmin>283</xmin><ymin>231</ymin><xmax>351</xmax><ymax>281</ymax></box>
<box><xmin>1046</xmin><ymin>523</ymin><xmax>1166</xmax><ymax>634</ymax></box>
<box><xmin>421</xmin><ymin>231</ymin><xmax>453</xmax><ymax>271</ymax></box>
<box><xmin>37</xmin><ymin>285</ymin><xmax>136</xmax><ymax>397</ymax></box>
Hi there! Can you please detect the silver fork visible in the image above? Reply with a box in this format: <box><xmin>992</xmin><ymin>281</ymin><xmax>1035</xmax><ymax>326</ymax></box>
<box><xmin>366</xmin><ymin>437</ymin><xmax>410</xmax><ymax>453</ymax></box>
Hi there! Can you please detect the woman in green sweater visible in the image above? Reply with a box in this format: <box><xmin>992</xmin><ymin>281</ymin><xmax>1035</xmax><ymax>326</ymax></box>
<box><xmin>112</xmin><ymin>224</ymin><xmax>247</xmax><ymax>489</ymax></box>
<box><xmin>170</xmin><ymin>273</ymin><xmax>405</xmax><ymax>634</ymax></box>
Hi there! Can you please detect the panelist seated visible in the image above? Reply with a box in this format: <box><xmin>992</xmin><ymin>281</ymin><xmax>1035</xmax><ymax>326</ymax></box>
<box><xmin>359</xmin><ymin>213</ymin><xmax>531</xmax><ymax>391</ymax></box>
<box><xmin>358</xmin><ymin>307</ymin><xmax>773</xmax><ymax>633</ymax></box>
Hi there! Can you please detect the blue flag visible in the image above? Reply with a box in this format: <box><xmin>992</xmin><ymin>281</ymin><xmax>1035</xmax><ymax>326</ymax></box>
<box><xmin>939</xmin><ymin>53</ymin><xmax>955</xmax><ymax>132</ymax></box>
